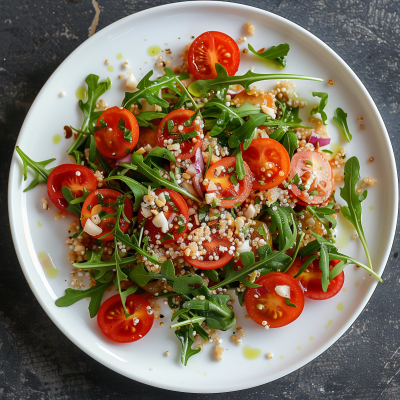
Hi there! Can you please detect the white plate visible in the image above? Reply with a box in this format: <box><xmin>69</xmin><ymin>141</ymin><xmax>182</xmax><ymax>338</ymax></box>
<box><xmin>8</xmin><ymin>1</ymin><xmax>398</xmax><ymax>393</ymax></box>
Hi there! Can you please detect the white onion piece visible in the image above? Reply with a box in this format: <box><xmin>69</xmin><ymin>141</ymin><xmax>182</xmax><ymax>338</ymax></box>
<box><xmin>83</xmin><ymin>219</ymin><xmax>103</xmax><ymax>236</ymax></box>
<box><xmin>194</xmin><ymin>147</ymin><xmax>205</xmax><ymax>175</ymax></box>
<box><xmin>186</xmin><ymin>164</ymin><xmax>197</xmax><ymax>177</ymax></box>
<box><xmin>275</xmin><ymin>285</ymin><xmax>291</xmax><ymax>299</ymax></box>
<box><xmin>207</xmin><ymin>180</ymin><xmax>218</xmax><ymax>192</ymax></box>
<box><xmin>192</xmin><ymin>176</ymin><xmax>204</xmax><ymax>199</ymax></box>
<box><xmin>167</xmin><ymin>212</ymin><xmax>176</xmax><ymax>224</ymax></box>
<box><xmin>115</xmin><ymin>153</ymin><xmax>132</xmax><ymax>166</ymax></box>
<box><xmin>309</xmin><ymin>132</ymin><xmax>331</xmax><ymax>147</ymax></box>
<box><xmin>188</xmin><ymin>207</ymin><xmax>196</xmax><ymax>216</ymax></box>
<box><xmin>182</xmin><ymin>180</ymin><xmax>200</xmax><ymax>198</ymax></box>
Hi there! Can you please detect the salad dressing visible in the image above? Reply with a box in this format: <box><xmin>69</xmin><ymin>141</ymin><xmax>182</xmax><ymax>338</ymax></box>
<box><xmin>242</xmin><ymin>345</ymin><xmax>262</xmax><ymax>360</ymax></box>
<box><xmin>38</xmin><ymin>252</ymin><xmax>59</xmax><ymax>279</ymax></box>
<box><xmin>75</xmin><ymin>86</ymin><xmax>87</xmax><ymax>101</ymax></box>
<box><xmin>116</xmin><ymin>53</ymin><xmax>123</xmax><ymax>60</ymax></box>
<box><xmin>147</xmin><ymin>45</ymin><xmax>161</xmax><ymax>56</ymax></box>
<box><xmin>53</xmin><ymin>134</ymin><xmax>61</xmax><ymax>144</ymax></box>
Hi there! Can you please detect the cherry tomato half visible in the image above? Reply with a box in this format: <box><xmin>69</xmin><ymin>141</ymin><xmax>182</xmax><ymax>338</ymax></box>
<box><xmin>184</xmin><ymin>231</ymin><xmax>233</xmax><ymax>270</ymax></box>
<box><xmin>138</xmin><ymin>189</ymin><xmax>189</xmax><ymax>245</ymax></box>
<box><xmin>81</xmin><ymin>189</ymin><xmax>133</xmax><ymax>241</ymax></box>
<box><xmin>157</xmin><ymin>109</ymin><xmax>203</xmax><ymax>160</ymax></box>
<box><xmin>94</xmin><ymin>106</ymin><xmax>139</xmax><ymax>159</ymax></box>
<box><xmin>288</xmin><ymin>150</ymin><xmax>333</xmax><ymax>205</ymax></box>
<box><xmin>245</xmin><ymin>272</ymin><xmax>305</xmax><ymax>328</ymax></box>
<box><xmin>97</xmin><ymin>294</ymin><xmax>154</xmax><ymax>343</ymax></box>
<box><xmin>205</xmin><ymin>156</ymin><xmax>253</xmax><ymax>209</ymax></box>
<box><xmin>286</xmin><ymin>257</ymin><xmax>344</xmax><ymax>300</ymax></box>
<box><xmin>47</xmin><ymin>164</ymin><xmax>97</xmax><ymax>214</ymax></box>
<box><xmin>241</xmin><ymin>138</ymin><xmax>290</xmax><ymax>190</ymax></box>
<box><xmin>188</xmin><ymin>31</ymin><xmax>240</xmax><ymax>80</ymax></box>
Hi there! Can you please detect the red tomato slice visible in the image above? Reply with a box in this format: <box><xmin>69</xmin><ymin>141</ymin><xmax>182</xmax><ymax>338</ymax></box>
<box><xmin>81</xmin><ymin>189</ymin><xmax>133</xmax><ymax>241</ymax></box>
<box><xmin>47</xmin><ymin>164</ymin><xmax>97</xmax><ymax>214</ymax></box>
<box><xmin>188</xmin><ymin>31</ymin><xmax>240</xmax><ymax>80</ymax></box>
<box><xmin>184</xmin><ymin>231</ymin><xmax>233</xmax><ymax>270</ymax></box>
<box><xmin>288</xmin><ymin>150</ymin><xmax>333</xmax><ymax>205</ymax></box>
<box><xmin>241</xmin><ymin>139</ymin><xmax>290</xmax><ymax>190</ymax></box>
<box><xmin>157</xmin><ymin>109</ymin><xmax>203</xmax><ymax>160</ymax></box>
<box><xmin>138</xmin><ymin>189</ymin><xmax>189</xmax><ymax>245</ymax></box>
<box><xmin>245</xmin><ymin>272</ymin><xmax>305</xmax><ymax>328</ymax></box>
<box><xmin>205</xmin><ymin>156</ymin><xmax>253</xmax><ymax>209</ymax></box>
<box><xmin>97</xmin><ymin>294</ymin><xmax>154</xmax><ymax>343</ymax></box>
<box><xmin>94</xmin><ymin>106</ymin><xmax>139</xmax><ymax>159</ymax></box>
<box><xmin>286</xmin><ymin>257</ymin><xmax>344</xmax><ymax>300</ymax></box>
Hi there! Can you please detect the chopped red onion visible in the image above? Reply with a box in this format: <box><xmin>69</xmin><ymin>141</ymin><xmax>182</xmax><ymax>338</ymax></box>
<box><xmin>309</xmin><ymin>132</ymin><xmax>331</xmax><ymax>147</ymax></box>
<box><xmin>115</xmin><ymin>153</ymin><xmax>132</xmax><ymax>166</ymax></box>
<box><xmin>194</xmin><ymin>147</ymin><xmax>204</xmax><ymax>175</ymax></box>
<box><xmin>192</xmin><ymin>175</ymin><xmax>204</xmax><ymax>199</ymax></box>
<box><xmin>167</xmin><ymin>212</ymin><xmax>176</xmax><ymax>224</ymax></box>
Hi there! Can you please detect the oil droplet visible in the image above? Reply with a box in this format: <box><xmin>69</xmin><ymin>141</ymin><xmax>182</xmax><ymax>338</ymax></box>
<box><xmin>309</xmin><ymin>336</ymin><xmax>314</xmax><ymax>341</ymax></box>
<box><xmin>147</xmin><ymin>45</ymin><xmax>161</xmax><ymax>56</ymax></box>
<box><xmin>242</xmin><ymin>345</ymin><xmax>262</xmax><ymax>360</ymax></box>
<box><xmin>369</xmin><ymin>205</ymin><xmax>374</xmax><ymax>211</ymax></box>
<box><xmin>197</xmin><ymin>371</ymin><xmax>199</xmax><ymax>373</ymax></box>
<box><xmin>355</xmin><ymin>282</ymin><xmax>360</xmax><ymax>287</ymax></box>
<box><xmin>336</xmin><ymin>211</ymin><xmax>355</xmax><ymax>249</ymax></box>
<box><xmin>328</xmin><ymin>320</ymin><xmax>333</xmax><ymax>326</ymax></box>
<box><xmin>325</xmin><ymin>325</ymin><xmax>328</xmax><ymax>329</ymax></box>
<box><xmin>38</xmin><ymin>252</ymin><xmax>59</xmax><ymax>278</ymax></box>
<box><xmin>203</xmin><ymin>372</ymin><xmax>207</xmax><ymax>376</ymax></box>
<box><xmin>75</xmin><ymin>86</ymin><xmax>87</xmax><ymax>101</ymax></box>
<box><xmin>279</xmin><ymin>355</ymin><xmax>284</xmax><ymax>360</ymax></box>
<box><xmin>37</xmin><ymin>221</ymin><xmax>42</xmax><ymax>227</ymax></box>
<box><xmin>107</xmin><ymin>65</ymin><xmax>114</xmax><ymax>72</ymax></box>
<box><xmin>337</xmin><ymin>303</ymin><xmax>344</xmax><ymax>312</ymax></box>
<box><xmin>297</xmin><ymin>346</ymin><xmax>301</xmax><ymax>351</ymax></box>
<box><xmin>116</xmin><ymin>53</ymin><xmax>123</xmax><ymax>60</ymax></box>
<box><xmin>53</xmin><ymin>134</ymin><xmax>61</xmax><ymax>144</ymax></box>
<box><xmin>342</xmin><ymin>287</ymin><xmax>347</xmax><ymax>293</ymax></box>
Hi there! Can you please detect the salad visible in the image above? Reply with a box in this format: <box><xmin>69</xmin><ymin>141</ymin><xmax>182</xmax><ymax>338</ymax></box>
<box><xmin>16</xmin><ymin>29</ymin><xmax>380</xmax><ymax>365</ymax></box>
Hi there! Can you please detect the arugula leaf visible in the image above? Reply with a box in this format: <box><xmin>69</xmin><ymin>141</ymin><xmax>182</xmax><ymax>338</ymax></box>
<box><xmin>175</xmin><ymin>323</ymin><xmax>201</xmax><ymax>366</ymax></box>
<box><xmin>333</xmin><ymin>107</ymin><xmax>352</xmax><ymax>142</ymax></box>
<box><xmin>121</xmin><ymin>69</ymin><xmax>189</xmax><ymax>110</ymax></box>
<box><xmin>136</xmin><ymin>111</ymin><xmax>167</xmax><ymax>130</ymax></box>
<box><xmin>188</xmin><ymin>64</ymin><xmax>323</xmax><ymax>97</ymax></box>
<box><xmin>55</xmin><ymin>281</ymin><xmax>112</xmax><ymax>318</ymax></box>
<box><xmin>144</xmin><ymin>147</ymin><xmax>176</xmax><ymax>164</ymax></box>
<box><xmin>130</xmin><ymin>153</ymin><xmax>201</xmax><ymax>203</ymax></box>
<box><xmin>340</xmin><ymin>156</ymin><xmax>372</xmax><ymax>269</ymax></box>
<box><xmin>67</xmin><ymin>74</ymin><xmax>111</xmax><ymax>155</ymax></box>
<box><xmin>228</xmin><ymin>113</ymin><xmax>269</xmax><ymax>148</ymax></box>
<box><xmin>273</xmin><ymin>130</ymin><xmax>298</xmax><ymax>159</ymax></box>
<box><xmin>62</xmin><ymin>187</ymin><xmax>82</xmax><ymax>220</ymax></box>
<box><xmin>15</xmin><ymin>147</ymin><xmax>56</xmax><ymax>192</ymax></box>
<box><xmin>306</xmin><ymin>204</ymin><xmax>337</xmax><ymax>241</ymax></box>
<box><xmin>118</xmin><ymin>118</ymin><xmax>132</xmax><ymax>143</ymax></box>
<box><xmin>198</xmin><ymin>205</ymin><xmax>210</xmax><ymax>222</ymax></box>
<box><xmin>129</xmin><ymin>260</ymin><xmax>176</xmax><ymax>287</ymax></box>
<box><xmin>236</xmin><ymin>152</ymin><xmax>246</xmax><ymax>180</ymax></box>
<box><xmin>173</xmin><ymin>130</ymin><xmax>198</xmax><ymax>143</ymax></box>
<box><xmin>173</xmin><ymin>275</ymin><xmax>203</xmax><ymax>295</ymax></box>
<box><xmin>319</xmin><ymin>245</ymin><xmax>330</xmax><ymax>292</ymax></box>
<box><xmin>248</xmin><ymin>43</ymin><xmax>290</xmax><ymax>67</ymax></box>
<box><xmin>310</xmin><ymin>92</ymin><xmax>329</xmax><ymax>125</ymax></box>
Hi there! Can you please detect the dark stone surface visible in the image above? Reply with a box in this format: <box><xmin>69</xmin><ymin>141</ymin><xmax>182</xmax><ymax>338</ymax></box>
<box><xmin>1</xmin><ymin>0</ymin><xmax>399</xmax><ymax>398</ymax></box>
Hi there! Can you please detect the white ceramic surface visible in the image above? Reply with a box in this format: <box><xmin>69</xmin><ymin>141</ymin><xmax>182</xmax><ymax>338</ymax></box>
<box><xmin>8</xmin><ymin>1</ymin><xmax>398</xmax><ymax>393</ymax></box>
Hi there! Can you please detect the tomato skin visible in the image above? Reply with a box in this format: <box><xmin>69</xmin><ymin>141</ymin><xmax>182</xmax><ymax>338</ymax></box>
<box><xmin>245</xmin><ymin>272</ymin><xmax>305</xmax><ymax>328</ymax></box>
<box><xmin>138</xmin><ymin>189</ymin><xmax>189</xmax><ymax>245</ymax></box>
<box><xmin>241</xmin><ymin>139</ymin><xmax>290</xmax><ymax>190</ymax></box>
<box><xmin>97</xmin><ymin>294</ymin><xmax>154</xmax><ymax>343</ymax></box>
<box><xmin>157</xmin><ymin>109</ymin><xmax>203</xmax><ymax>160</ymax></box>
<box><xmin>286</xmin><ymin>257</ymin><xmax>344</xmax><ymax>300</ymax></box>
<box><xmin>81</xmin><ymin>189</ymin><xmax>133</xmax><ymax>241</ymax></box>
<box><xmin>47</xmin><ymin>164</ymin><xmax>97</xmax><ymax>214</ymax></box>
<box><xmin>205</xmin><ymin>156</ymin><xmax>253</xmax><ymax>209</ymax></box>
<box><xmin>95</xmin><ymin>106</ymin><xmax>139</xmax><ymax>159</ymax></box>
<box><xmin>288</xmin><ymin>150</ymin><xmax>333</xmax><ymax>205</ymax></box>
<box><xmin>188</xmin><ymin>31</ymin><xmax>240</xmax><ymax>80</ymax></box>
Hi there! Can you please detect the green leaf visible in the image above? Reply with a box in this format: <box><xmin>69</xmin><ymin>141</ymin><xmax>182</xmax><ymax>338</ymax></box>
<box><xmin>236</xmin><ymin>152</ymin><xmax>246</xmax><ymax>180</ymax></box>
<box><xmin>306</xmin><ymin>205</ymin><xmax>336</xmax><ymax>241</ymax></box>
<box><xmin>118</xmin><ymin>118</ymin><xmax>133</xmax><ymax>143</ymax></box>
<box><xmin>136</xmin><ymin>111</ymin><xmax>167</xmax><ymax>130</ymax></box>
<box><xmin>333</xmin><ymin>107</ymin><xmax>352</xmax><ymax>142</ymax></box>
<box><xmin>248</xmin><ymin>43</ymin><xmax>290</xmax><ymax>67</ymax></box>
<box><xmin>188</xmin><ymin>63</ymin><xmax>323</xmax><ymax>97</ymax></box>
<box><xmin>281</xmin><ymin>130</ymin><xmax>298</xmax><ymax>159</ymax></box>
<box><xmin>55</xmin><ymin>281</ymin><xmax>112</xmax><ymax>318</ymax></box>
<box><xmin>198</xmin><ymin>205</ymin><xmax>210</xmax><ymax>222</ymax></box>
<box><xmin>294</xmin><ymin>255</ymin><xmax>319</xmax><ymax>278</ymax></box>
<box><xmin>319</xmin><ymin>245</ymin><xmax>330</xmax><ymax>292</ymax></box>
<box><xmin>173</xmin><ymin>275</ymin><xmax>203</xmax><ymax>295</ymax></box>
<box><xmin>67</xmin><ymin>74</ymin><xmax>111</xmax><ymax>155</ymax></box>
<box><xmin>62</xmin><ymin>186</ymin><xmax>82</xmax><ymax>219</ymax></box>
<box><xmin>121</xmin><ymin>69</ymin><xmax>189</xmax><ymax>110</ymax></box>
<box><xmin>202</xmin><ymin>269</ymin><xmax>219</xmax><ymax>282</ymax></box>
<box><xmin>339</xmin><ymin>156</ymin><xmax>372</xmax><ymax>269</ymax></box>
<box><xmin>228</xmin><ymin>113</ymin><xmax>269</xmax><ymax>148</ymax></box>
<box><xmin>205</xmin><ymin>145</ymin><xmax>212</xmax><ymax>175</ymax></box>
<box><xmin>15</xmin><ymin>147</ymin><xmax>56</xmax><ymax>192</ymax></box>
<box><xmin>310</xmin><ymin>92</ymin><xmax>329</xmax><ymax>125</ymax></box>
<box><xmin>175</xmin><ymin>323</ymin><xmax>200</xmax><ymax>366</ymax></box>
<box><xmin>144</xmin><ymin>147</ymin><xmax>176</xmax><ymax>164</ymax></box>
<box><xmin>284</xmin><ymin>298</ymin><xmax>297</xmax><ymax>307</ymax></box>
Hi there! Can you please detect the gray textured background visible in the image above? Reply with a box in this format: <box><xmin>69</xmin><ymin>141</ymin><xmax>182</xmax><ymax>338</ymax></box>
<box><xmin>1</xmin><ymin>0</ymin><xmax>400</xmax><ymax>399</ymax></box>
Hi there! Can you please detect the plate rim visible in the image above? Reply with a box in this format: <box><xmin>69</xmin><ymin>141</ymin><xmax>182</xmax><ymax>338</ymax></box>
<box><xmin>8</xmin><ymin>0</ymin><xmax>398</xmax><ymax>393</ymax></box>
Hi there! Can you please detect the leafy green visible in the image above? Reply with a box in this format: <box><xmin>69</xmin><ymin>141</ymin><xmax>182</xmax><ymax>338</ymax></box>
<box><xmin>340</xmin><ymin>156</ymin><xmax>372</xmax><ymax>269</ymax></box>
<box><xmin>248</xmin><ymin>43</ymin><xmax>290</xmax><ymax>67</ymax></box>
<box><xmin>228</xmin><ymin>113</ymin><xmax>269</xmax><ymax>148</ymax></box>
<box><xmin>236</xmin><ymin>152</ymin><xmax>246</xmax><ymax>180</ymax></box>
<box><xmin>136</xmin><ymin>111</ymin><xmax>167</xmax><ymax>130</ymax></box>
<box><xmin>284</xmin><ymin>298</ymin><xmax>297</xmax><ymax>307</ymax></box>
<box><xmin>55</xmin><ymin>281</ymin><xmax>112</xmax><ymax>318</ymax></box>
<box><xmin>121</xmin><ymin>69</ymin><xmax>189</xmax><ymax>110</ymax></box>
<box><xmin>173</xmin><ymin>275</ymin><xmax>203</xmax><ymax>295</ymax></box>
<box><xmin>67</xmin><ymin>74</ymin><xmax>111</xmax><ymax>156</ymax></box>
<box><xmin>175</xmin><ymin>323</ymin><xmax>201</xmax><ymax>366</ymax></box>
<box><xmin>15</xmin><ymin>147</ymin><xmax>56</xmax><ymax>192</ymax></box>
<box><xmin>118</xmin><ymin>118</ymin><xmax>132</xmax><ymax>143</ymax></box>
<box><xmin>188</xmin><ymin>64</ymin><xmax>323</xmax><ymax>97</ymax></box>
<box><xmin>62</xmin><ymin>187</ymin><xmax>82</xmax><ymax>219</ymax></box>
<box><xmin>319</xmin><ymin>244</ymin><xmax>330</xmax><ymax>292</ymax></box>
<box><xmin>310</xmin><ymin>92</ymin><xmax>328</xmax><ymax>125</ymax></box>
<box><xmin>333</xmin><ymin>107</ymin><xmax>352</xmax><ymax>142</ymax></box>
<box><xmin>306</xmin><ymin>204</ymin><xmax>337</xmax><ymax>241</ymax></box>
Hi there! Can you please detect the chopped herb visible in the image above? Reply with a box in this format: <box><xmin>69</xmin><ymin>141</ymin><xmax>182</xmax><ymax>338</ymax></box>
<box><xmin>177</xmin><ymin>225</ymin><xmax>185</xmax><ymax>234</ymax></box>
<box><xmin>304</xmin><ymin>160</ymin><xmax>313</xmax><ymax>166</ymax></box>
<box><xmin>310</xmin><ymin>92</ymin><xmax>328</xmax><ymax>125</ymax></box>
<box><xmin>255</xmin><ymin>197</ymin><xmax>261</xmax><ymax>204</ymax></box>
<box><xmin>230</xmin><ymin>173</ymin><xmax>239</xmax><ymax>185</ymax></box>
<box><xmin>160</xmin><ymin>233</ymin><xmax>174</xmax><ymax>242</ymax></box>
<box><xmin>333</xmin><ymin>107</ymin><xmax>352</xmax><ymax>142</ymax></box>
<box><xmin>256</xmin><ymin>225</ymin><xmax>267</xmax><ymax>236</ymax></box>
<box><xmin>118</xmin><ymin>118</ymin><xmax>133</xmax><ymax>143</ymax></box>
<box><xmin>284</xmin><ymin>298</ymin><xmax>297</xmax><ymax>308</ymax></box>
<box><xmin>309</xmin><ymin>190</ymin><xmax>319</xmax><ymax>195</ymax></box>
<box><xmin>322</xmin><ymin>149</ymin><xmax>333</xmax><ymax>154</ymax></box>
